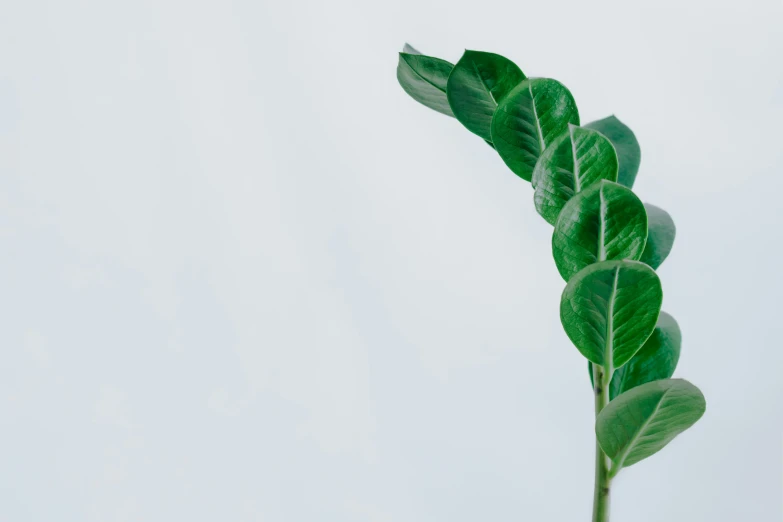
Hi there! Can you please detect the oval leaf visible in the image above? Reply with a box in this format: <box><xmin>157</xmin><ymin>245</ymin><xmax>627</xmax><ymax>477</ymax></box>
<box><xmin>397</xmin><ymin>52</ymin><xmax>454</xmax><ymax>117</ymax></box>
<box><xmin>585</xmin><ymin>115</ymin><xmax>641</xmax><ymax>188</ymax></box>
<box><xmin>560</xmin><ymin>260</ymin><xmax>662</xmax><ymax>370</ymax></box>
<box><xmin>490</xmin><ymin>78</ymin><xmax>579</xmax><ymax>181</ymax></box>
<box><xmin>446</xmin><ymin>50</ymin><xmax>526</xmax><ymax>141</ymax></box>
<box><xmin>552</xmin><ymin>180</ymin><xmax>647</xmax><ymax>281</ymax></box>
<box><xmin>588</xmin><ymin>311</ymin><xmax>681</xmax><ymax>396</ymax></box>
<box><xmin>609</xmin><ymin>311</ymin><xmax>681</xmax><ymax>398</ymax></box>
<box><xmin>532</xmin><ymin>125</ymin><xmax>619</xmax><ymax>224</ymax></box>
<box><xmin>640</xmin><ymin>203</ymin><xmax>676</xmax><ymax>270</ymax></box>
<box><xmin>597</xmin><ymin>378</ymin><xmax>706</xmax><ymax>473</ymax></box>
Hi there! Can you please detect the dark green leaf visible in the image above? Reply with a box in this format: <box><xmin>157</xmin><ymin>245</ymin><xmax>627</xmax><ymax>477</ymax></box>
<box><xmin>640</xmin><ymin>203</ymin><xmax>676</xmax><ymax>270</ymax></box>
<box><xmin>552</xmin><ymin>180</ymin><xmax>647</xmax><ymax>281</ymax></box>
<box><xmin>585</xmin><ymin>115</ymin><xmax>641</xmax><ymax>188</ymax></box>
<box><xmin>446</xmin><ymin>50</ymin><xmax>526</xmax><ymax>141</ymax></box>
<box><xmin>560</xmin><ymin>260</ymin><xmax>662</xmax><ymax>370</ymax></box>
<box><xmin>588</xmin><ymin>311</ymin><xmax>682</xmax><ymax>396</ymax></box>
<box><xmin>397</xmin><ymin>52</ymin><xmax>454</xmax><ymax>117</ymax></box>
<box><xmin>609</xmin><ymin>311</ymin><xmax>681</xmax><ymax>398</ymax></box>
<box><xmin>532</xmin><ymin>125</ymin><xmax>618</xmax><ymax>224</ymax></box>
<box><xmin>596</xmin><ymin>379</ymin><xmax>706</xmax><ymax>473</ymax></box>
<box><xmin>490</xmin><ymin>79</ymin><xmax>579</xmax><ymax>181</ymax></box>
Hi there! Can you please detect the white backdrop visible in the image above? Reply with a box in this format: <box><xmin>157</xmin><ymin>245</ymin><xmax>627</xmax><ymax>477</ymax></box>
<box><xmin>1</xmin><ymin>0</ymin><xmax>781</xmax><ymax>520</ymax></box>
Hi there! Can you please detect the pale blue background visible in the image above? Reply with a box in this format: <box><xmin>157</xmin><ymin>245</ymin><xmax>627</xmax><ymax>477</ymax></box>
<box><xmin>1</xmin><ymin>0</ymin><xmax>781</xmax><ymax>520</ymax></box>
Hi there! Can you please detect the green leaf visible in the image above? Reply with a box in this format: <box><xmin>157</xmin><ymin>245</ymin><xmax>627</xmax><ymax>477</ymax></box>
<box><xmin>640</xmin><ymin>203</ymin><xmax>676</xmax><ymax>270</ymax></box>
<box><xmin>584</xmin><ymin>116</ymin><xmax>641</xmax><ymax>188</ymax></box>
<box><xmin>588</xmin><ymin>311</ymin><xmax>682</xmax><ymax>396</ymax></box>
<box><xmin>560</xmin><ymin>260</ymin><xmax>662</xmax><ymax>370</ymax></box>
<box><xmin>597</xmin><ymin>379</ymin><xmax>706</xmax><ymax>473</ymax></box>
<box><xmin>446</xmin><ymin>50</ymin><xmax>526</xmax><ymax>141</ymax></box>
<box><xmin>532</xmin><ymin>125</ymin><xmax>619</xmax><ymax>225</ymax></box>
<box><xmin>552</xmin><ymin>180</ymin><xmax>647</xmax><ymax>281</ymax></box>
<box><xmin>609</xmin><ymin>311</ymin><xmax>681</xmax><ymax>398</ymax></box>
<box><xmin>397</xmin><ymin>51</ymin><xmax>454</xmax><ymax>117</ymax></box>
<box><xmin>490</xmin><ymin>79</ymin><xmax>579</xmax><ymax>181</ymax></box>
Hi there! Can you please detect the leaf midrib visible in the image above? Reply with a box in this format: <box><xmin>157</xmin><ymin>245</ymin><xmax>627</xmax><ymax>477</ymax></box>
<box><xmin>403</xmin><ymin>55</ymin><xmax>447</xmax><ymax>94</ymax></box>
<box><xmin>598</xmin><ymin>183</ymin><xmax>607</xmax><ymax>261</ymax></box>
<box><xmin>611</xmin><ymin>387</ymin><xmax>671</xmax><ymax>472</ymax></box>
<box><xmin>528</xmin><ymin>82</ymin><xmax>545</xmax><ymax>152</ymax></box>
<box><xmin>469</xmin><ymin>58</ymin><xmax>497</xmax><ymax>108</ymax></box>
<box><xmin>570</xmin><ymin>126</ymin><xmax>581</xmax><ymax>192</ymax></box>
<box><xmin>604</xmin><ymin>266</ymin><xmax>619</xmax><ymax>373</ymax></box>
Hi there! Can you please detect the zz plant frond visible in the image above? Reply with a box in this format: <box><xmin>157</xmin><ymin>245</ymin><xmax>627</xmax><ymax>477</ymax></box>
<box><xmin>396</xmin><ymin>44</ymin><xmax>706</xmax><ymax>522</ymax></box>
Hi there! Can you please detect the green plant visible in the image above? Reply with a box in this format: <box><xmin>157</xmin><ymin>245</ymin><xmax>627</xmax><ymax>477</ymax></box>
<box><xmin>396</xmin><ymin>44</ymin><xmax>706</xmax><ymax>521</ymax></box>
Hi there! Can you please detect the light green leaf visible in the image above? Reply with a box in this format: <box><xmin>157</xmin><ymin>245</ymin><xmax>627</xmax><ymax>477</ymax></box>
<box><xmin>640</xmin><ymin>203</ymin><xmax>676</xmax><ymax>270</ymax></box>
<box><xmin>397</xmin><ymin>51</ymin><xmax>454</xmax><ymax>117</ymax></box>
<box><xmin>560</xmin><ymin>260</ymin><xmax>662</xmax><ymax>370</ymax></box>
<box><xmin>490</xmin><ymin>78</ymin><xmax>579</xmax><ymax>181</ymax></box>
<box><xmin>532</xmin><ymin>125</ymin><xmax>618</xmax><ymax>225</ymax></box>
<box><xmin>552</xmin><ymin>180</ymin><xmax>647</xmax><ymax>281</ymax></box>
<box><xmin>585</xmin><ymin>115</ymin><xmax>641</xmax><ymax>188</ymax></box>
<box><xmin>589</xmin><ymin>311</ymin><xmax>682</xmax><ymax>397</ymax></box>
<box><xmin>446</xmin><ymin>50</ymin><xmax>526</xmax><ymax>141</ymax></box>
<box><xmin>597</xmin><ymin>379</ymin><xmax>706</xmax><ymax>474</ymax></box>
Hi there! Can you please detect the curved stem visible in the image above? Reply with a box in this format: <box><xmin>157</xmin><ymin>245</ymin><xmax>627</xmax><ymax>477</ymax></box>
<box><xmin>592</xmin><ymin>365</ymin><xmax>612</xmax><ymax>522</ymax></box>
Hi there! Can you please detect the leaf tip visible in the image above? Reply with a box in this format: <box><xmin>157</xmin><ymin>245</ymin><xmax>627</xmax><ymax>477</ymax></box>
<box><xmin>402</xmin><ymin>43</ymin><xmax>421</xmax><ymax>55</ymax></box>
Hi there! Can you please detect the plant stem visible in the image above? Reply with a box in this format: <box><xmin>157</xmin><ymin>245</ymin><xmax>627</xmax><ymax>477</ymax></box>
<box><xmin>592</xmin><ymin>365</ymin><xmax>612</xmax><ymax>522</ymax></box>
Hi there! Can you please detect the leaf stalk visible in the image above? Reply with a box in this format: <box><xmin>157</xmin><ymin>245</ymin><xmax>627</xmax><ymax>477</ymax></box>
<box><xmin>592</xmin><ymin>364</ymin><xmax>612</xmax><ymax>522</ymax></box>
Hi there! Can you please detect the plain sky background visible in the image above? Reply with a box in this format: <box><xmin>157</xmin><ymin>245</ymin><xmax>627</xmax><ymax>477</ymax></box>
<box><xmin>1</xmin><ymin>0</ymin><xmax>781</xmax><ymax>520</ymax></box>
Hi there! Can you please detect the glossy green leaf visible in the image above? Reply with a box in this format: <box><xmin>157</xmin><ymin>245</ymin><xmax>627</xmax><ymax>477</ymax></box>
<box><xmin>490</xmin><ymin>79</ymin><xmax>579</xmax><ymax>181</ymax></box>
<box><xmin>446</xmin><ymin>50</ymin><xmax>526</xmax><ymax>141</ymax></box>
<box><xmin>532</xmin><ymin>125</ymin><xmax>618</xmax><ymax>225</ymax></box>
<box><xmin>589</xmin><ymin>311</ymin><xmax>681</xmax><ymax>397</ymax></box>
<box><xmin>560</xmin><ymin>260</ymin><xmax>662</xmax><ymax>370</ymax></box>
<box><xmin>610</xmin><ymin>311</ymin><xmax>681</xmax><ymax>398</ymax></box>
<box><xmin>552</xmin><ymin>180</ymin><xmax>647</xmax><ymax>281</ymax></box>
<box><xmin>585</xmin><ymin>115</ymin><xmax>641</xmax><ymax>188</ymax></box>
<box><xmin>597</xmin><ymin>379</ymin><xmax>705</xmax><ymax>473</ymax></box>
<box><xmin>640</xmin><ymin>203</ymin><xmax>676</xmax><ymax>270</ymax></box>
<box><xmin>397</xmin><ymin>50</ymin><xmax>454</xmax><ymax>117</ymax></box>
